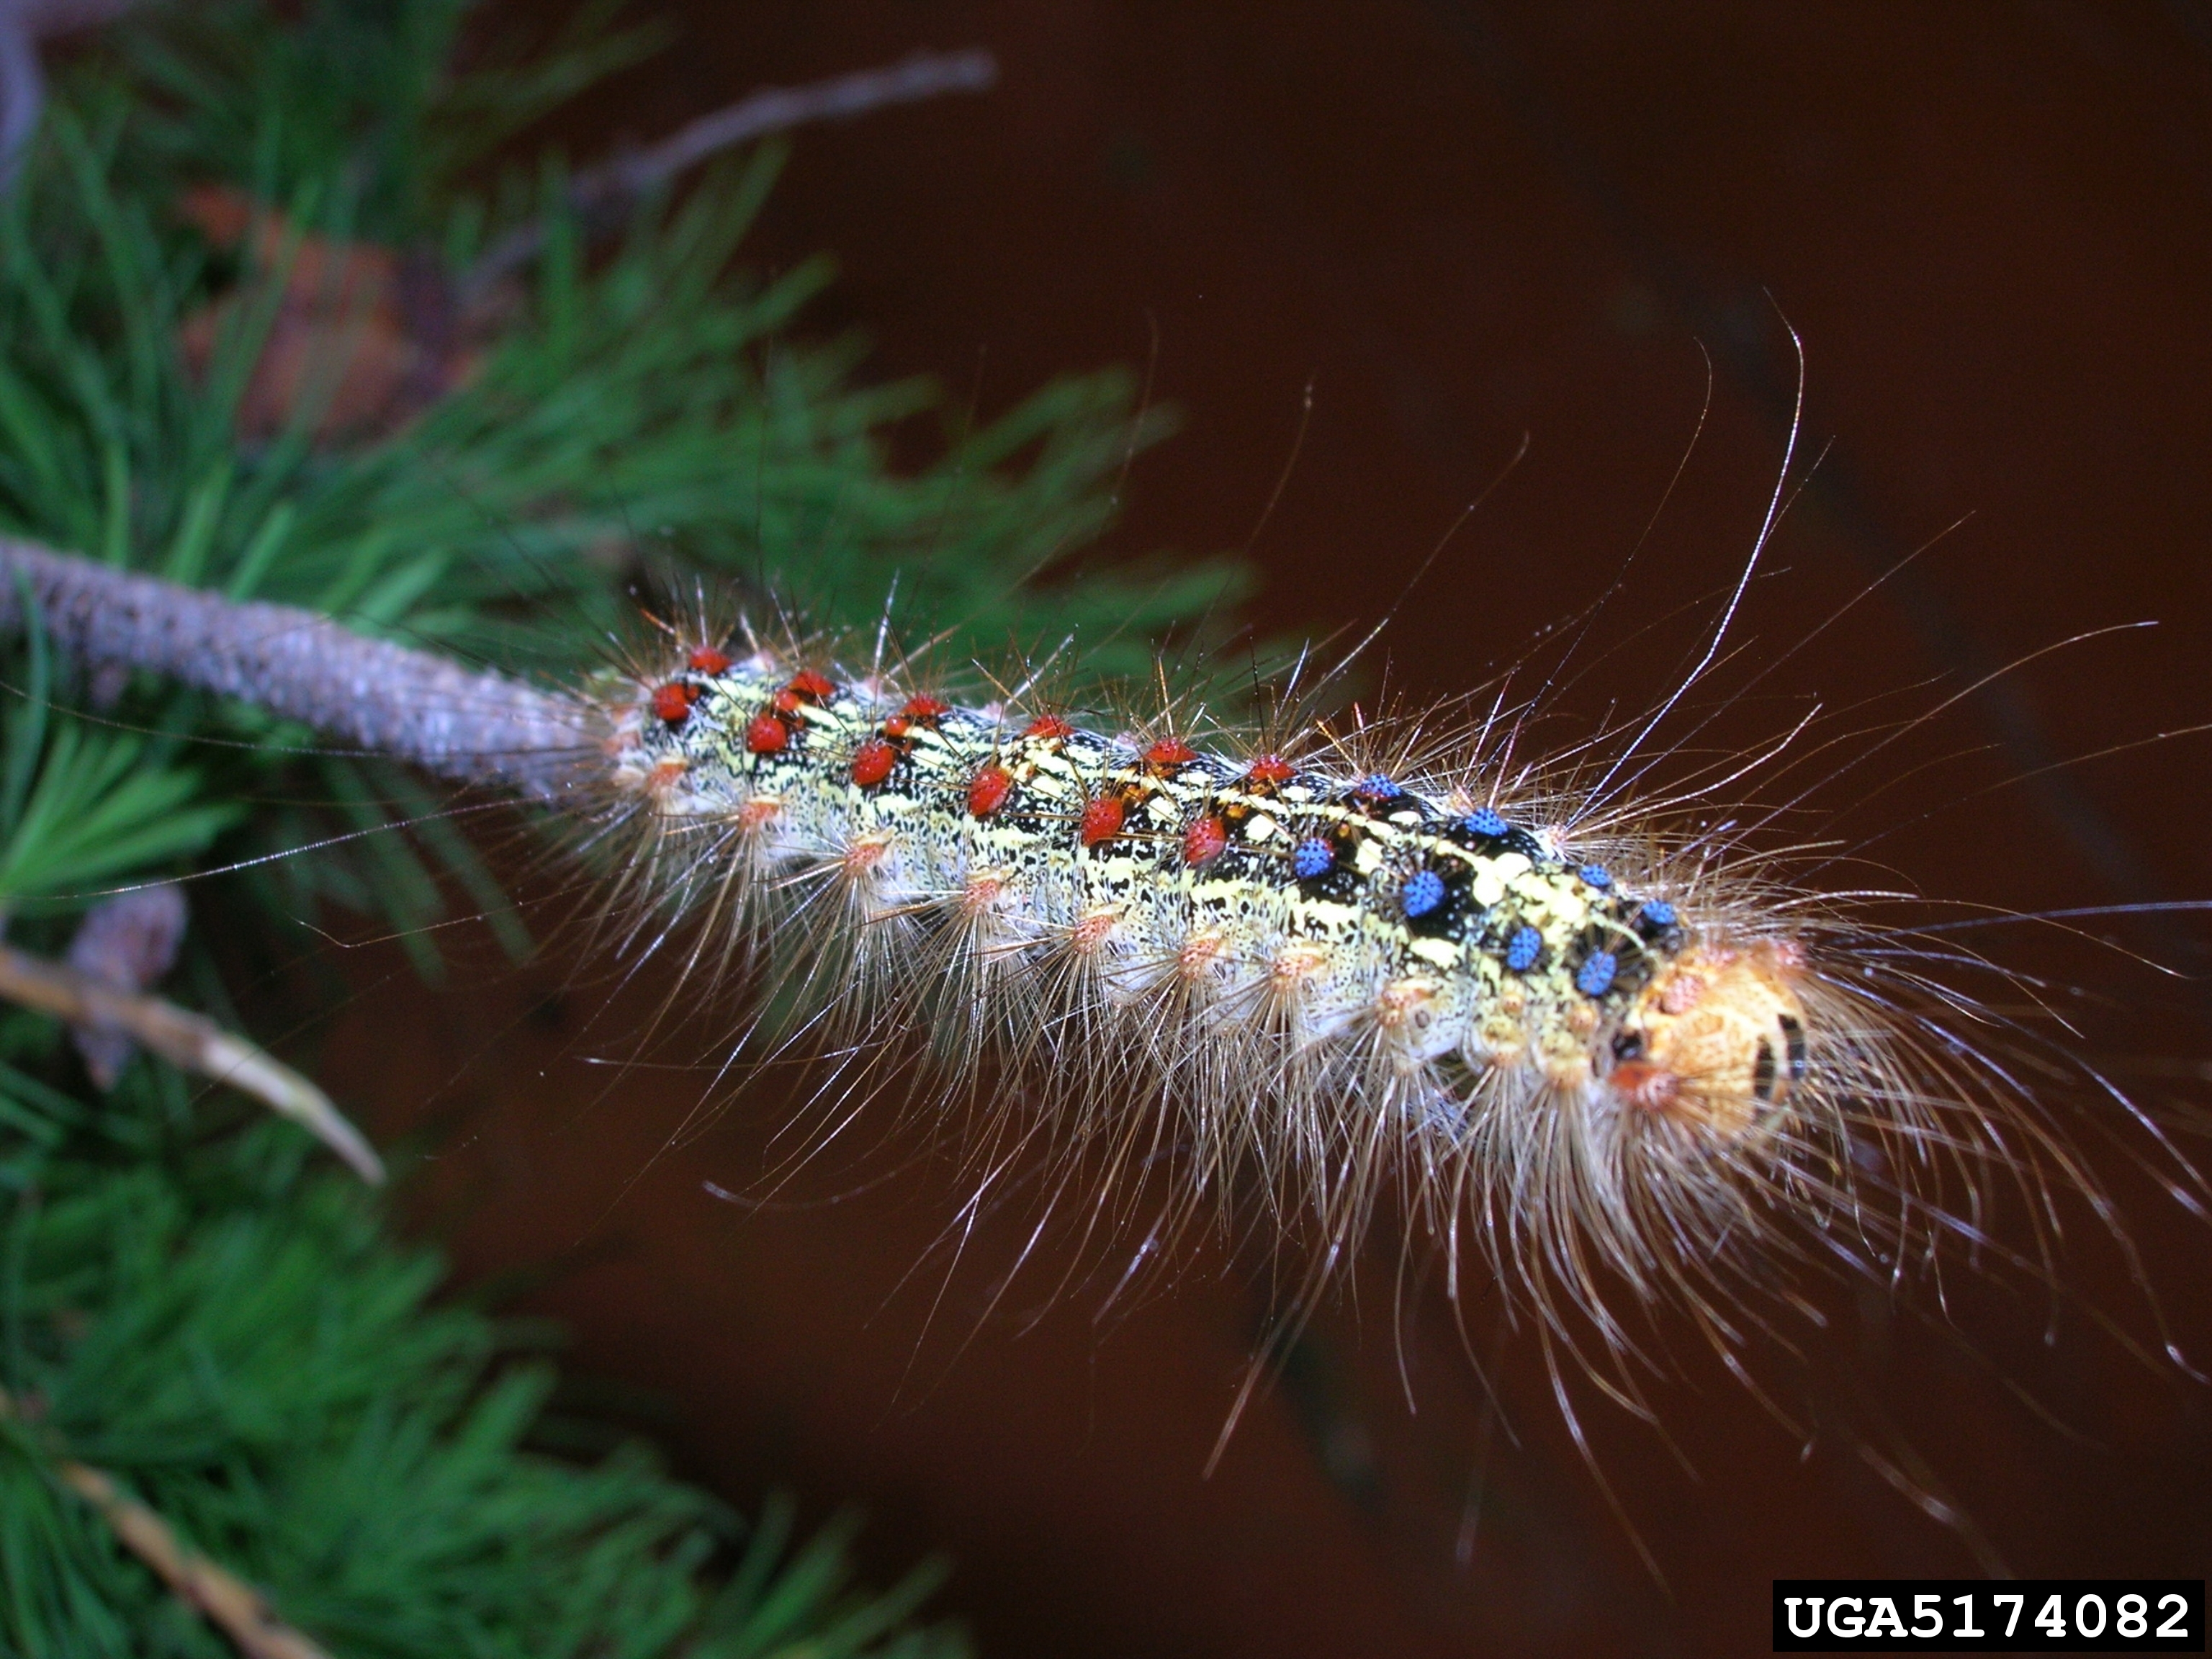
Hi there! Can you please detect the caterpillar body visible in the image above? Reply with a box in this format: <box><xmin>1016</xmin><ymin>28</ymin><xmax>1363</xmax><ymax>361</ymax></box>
<box><xmin>596</xmin><ymin>628</ymin><xmax>1984</xmax><ymax>1352</ymax></box>
<box><xmin>0</xmin><ymin>533</ymin><xmax>2174</xmax><ymax>1418</ymax></box>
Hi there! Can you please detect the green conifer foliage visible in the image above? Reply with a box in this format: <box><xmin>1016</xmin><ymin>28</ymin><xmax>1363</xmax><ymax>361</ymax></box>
<box><xmin>0</xmin><ymin>1071</ymin><xmax>966</xmax><ymax>1658</ymax></box>
<box><xmin>0</xmin><ymin>0</ymin><xmax>1243</xmax><ymax>961</ymax></box>
<box><xmin>0</xmin><ymin>0</ymin><xmax>1249</xmax><ymax>1646</ymax></box>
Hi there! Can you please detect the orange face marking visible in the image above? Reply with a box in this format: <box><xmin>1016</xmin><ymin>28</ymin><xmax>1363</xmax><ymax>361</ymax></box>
<box><xmin>1610</xmin><ymin>941</ymin><xmax>1807</xmax><ymax>1138</ymax></box>
<box><xmin>1610</xmin><ymin>1061</ymin><xmax>1682</xmax><ymax>1115</ymax></box>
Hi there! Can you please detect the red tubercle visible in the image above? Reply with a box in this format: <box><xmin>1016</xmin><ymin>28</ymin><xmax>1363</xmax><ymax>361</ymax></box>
<box><xmin>1144</xmin><ymin>737</ymin><xmax>1197</xmax><ymax>769</ymax></box>
<box><xmin>1023</xmin><ymin>714</ymin><xmax>1074</xmax><ymax>742</ymax></box>
<box><xmin>967</xmin><ymin>764</ymin><xmax>1012</xmax><ymax>818</ymax></box>
<box><xmin>850</xmin><ymin>739</ymin><xmax>899</xmax><ymax>788</ymax></box>
<box><xmin>1182</xmin><ymin>814</ymin><xmax>1228</xmax><ymax>867</ymax></box>
<box><xmin>786</xmin><ymin>670</ymin><xmax>837</xmax><ymax>701</ymax></box>
<box><xmin>651</xmin><ymin>683</ymin><xmax>696</xmax><ymax>723</ymax></box>
<box><xmin>1079</xmin><ymin>796</ymin><xmax>1126</xmax><ymax>848</ymax></box>
<box><xmin>688</xmin><ymin>647</ymin><xmax>732</xmax><ymax>674</ymax></box>
<box><xmin>745</xmin><ymin>713</ymin><xmax>790</xmax><ymax>755</ymax></box>
<box><xmin>881</xmin><ymin>716</ymin><xmax>913</xmax><ymax>739</ymax></box>
<box><xmin>899</xmin><ymin>694</ymin><xmax>951</xmax><ymax>722</ymax></box>
<box><xmin>1246</xmin><ymin>755</ymin><xmax>1295</xmax><ymax>786</ymax></box>
<box><xmin>771</xmin><ymin>689</ymin><xmax>801</xmax><ymax>715</ymax></box>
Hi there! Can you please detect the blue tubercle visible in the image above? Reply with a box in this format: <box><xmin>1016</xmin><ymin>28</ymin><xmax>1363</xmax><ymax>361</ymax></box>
<box><xmin>1292</xmin><ymin>837</ymin><xmax>1334</xmax><ymax>879</ymax></box>
<box><xmin>1640</xmin><ymin>899</ymin><xmax>1677</xmax><ymax>928</ymax></box>
<box><xmin>1355</xmin><ymin>773</ymin><xmax>1401</xmax><ymax>799</ymax></box>
<box><xmin>1462</xmin><ymin>806</ymin><xmax>1508</xmax><ymax>838</ymax></box>
<box><xmin>1401</xmin><ymin>869</ymin><xmax>1446</xmax><ymax>918</ymax></box>
<box><xmin>1575</xmin><ymin>951</ymin><xmax>1618</xmax><ymax>998</ymax></box>
<box><xmin>1505</xmin><ymin>926</ymin><xmax>1541</xmax><ymax>973</ymax></box>
<box><xmin>1578</xmin><ymin>863</ymin><xmax>1612</xmax><ymax>889</ymax></box>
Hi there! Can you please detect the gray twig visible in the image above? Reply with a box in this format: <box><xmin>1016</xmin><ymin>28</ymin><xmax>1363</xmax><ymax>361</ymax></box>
<box><xmin>464</xmin><ymin>46</ymin><xmax>998</xmax><ymax>301</ymax></box>
<box><xmin>0</xmin><ymin>538</ymin><xmax>597</xmax><ymax>800</ymax></box>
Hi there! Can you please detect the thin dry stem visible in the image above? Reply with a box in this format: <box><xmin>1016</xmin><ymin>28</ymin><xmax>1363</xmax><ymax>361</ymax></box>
<box><xmin>0</xmin><ymin>1387</ymin><xmax>333</xmax><ymax>1659</ymax></box>
<box><xmin>0</xmin><ymin>940</ymin><xmax>385</xmax><ymax>1183</ymax></box>
<box><xmin>464</xmin><ymin>46</ymin><xmax>999</xmax><ymax>299</ymax></box>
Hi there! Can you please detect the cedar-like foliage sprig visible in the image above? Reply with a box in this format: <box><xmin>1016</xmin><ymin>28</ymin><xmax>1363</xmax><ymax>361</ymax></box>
<box><xmin>0</xmin><ymin>0</ymin><xmax>1234</xmax><ymax>1645</ymax></box>
<box><xmin>114</xmin><ymin>0</ymin><xmax>670</xmax><ymax>243</ymax></box>
<box><xmin>0</xmin><ymin>0</ymin><xmax>1242</xmax><ymax>966</ymax></box>
<box><xmin>0</xmin><ymin>1040</ymin><xmax>968</xmax><ymax>1658</ymax></box>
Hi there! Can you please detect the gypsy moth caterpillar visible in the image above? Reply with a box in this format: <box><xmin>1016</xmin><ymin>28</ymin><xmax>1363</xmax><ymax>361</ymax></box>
<box><xmin>1</xmin><ymin>489</ymin><xmax>2197</xmax><ymax>1387</ymax></box>
<box><xmin>571</xmin><ymin>567</ymin><xmax>2191</xmax><ymax>1429</ymax></box>
<box><xmin>1</xmin><ymin>446</ymin><xmax>2205</xmax><ymax>1612</ymax></box>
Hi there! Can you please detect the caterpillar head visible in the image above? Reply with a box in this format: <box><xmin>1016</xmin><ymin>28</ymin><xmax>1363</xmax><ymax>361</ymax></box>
<box><xmin>1605</xmin><ymin>939</ymin><xmax>1809</xmax><ymax>1139</ymax></box>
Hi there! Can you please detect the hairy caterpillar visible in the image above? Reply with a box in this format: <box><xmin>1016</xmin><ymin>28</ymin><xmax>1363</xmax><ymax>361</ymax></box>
<box><xmin>2</xmin><ymin>4</ymin><xmax>2202</xmax><ymax>1649</ymax></box>
<box><xmin>0</xmin><ymin>523</ymin><xmax>2198</xmax><ymax>1519</ymax></box>
<box><xmin>584</xmin><ymin>565</ymin><xmax>2212</xmax><ymax>1413</ymax></box>
<box><xmin>602</xmin><ymin>626</ymin><xmax>1835</xmax><ymax>1346</ymax></box>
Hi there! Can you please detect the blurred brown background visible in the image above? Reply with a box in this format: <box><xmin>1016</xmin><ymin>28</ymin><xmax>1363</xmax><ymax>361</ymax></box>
<box><xmin>328</xmin><ymin>4</ymin><xmax>2212</xmax><ymax>1655</ymax></box>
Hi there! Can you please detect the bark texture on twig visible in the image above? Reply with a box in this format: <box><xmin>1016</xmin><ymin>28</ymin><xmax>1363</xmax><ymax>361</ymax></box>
<box><xmin>0</xmin><ymin>538</ymin><xmax>596</xmax><ymax>800</ymax></box>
